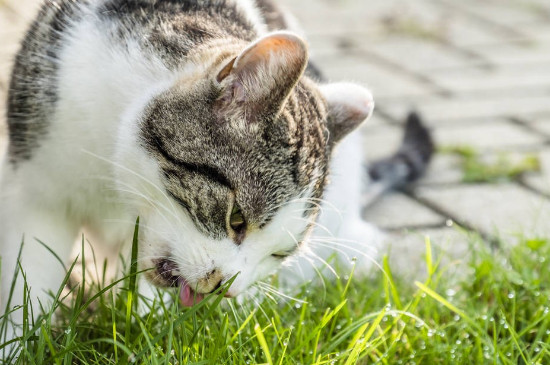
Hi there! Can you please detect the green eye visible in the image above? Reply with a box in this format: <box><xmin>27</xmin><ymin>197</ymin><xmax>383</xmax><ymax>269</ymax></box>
<box><xmin>230</xmin><ymin>204</ymin><xmax>246</xmax><ymax>233</ymax></box>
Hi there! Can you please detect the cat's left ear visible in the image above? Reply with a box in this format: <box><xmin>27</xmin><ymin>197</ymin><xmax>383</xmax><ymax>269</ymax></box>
<box><xmin>215</xmin><ymin>32</ymin><xmax>308</xmax><ymax>124</ymax></box>
<box><xmin>319</xmin><ymin>82</ymin><xmax>374</xmax><ymax>144</ymax></box>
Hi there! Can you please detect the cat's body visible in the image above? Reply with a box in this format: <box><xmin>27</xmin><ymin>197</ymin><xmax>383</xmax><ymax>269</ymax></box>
<box><xmin>0</xmin><ymin>0</ymin><xmax>432</xmax><ymax>351</ymax></box>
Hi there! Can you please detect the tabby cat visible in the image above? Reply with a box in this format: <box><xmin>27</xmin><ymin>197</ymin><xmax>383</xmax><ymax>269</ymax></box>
<box><xmin>0</xmin><ymin>0</ymin><xmax>432</xmax><ymax>348</ymax></box>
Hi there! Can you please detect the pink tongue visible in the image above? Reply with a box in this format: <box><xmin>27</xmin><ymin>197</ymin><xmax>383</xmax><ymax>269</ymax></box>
<box><xmin>179</xmin><ymin>279</ymin><xmax>204</xmax><ymax>307</ymax></box>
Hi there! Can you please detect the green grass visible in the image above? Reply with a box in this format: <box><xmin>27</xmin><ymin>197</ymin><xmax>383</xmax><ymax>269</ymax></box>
<box><xmin>441</xmin><ymin>145</ymin><xmax>540</xmax><ymax>183</ymax></box>
<box><xmin>1</xmin><ymin>224</ymin><xmax>550</xmax><ymax>364</ymax></box>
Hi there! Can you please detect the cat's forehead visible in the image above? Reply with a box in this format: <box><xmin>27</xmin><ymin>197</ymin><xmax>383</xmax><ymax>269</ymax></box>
<box><xmin>139</xmin><ymin>78</ymin><xmax>330</xmax><ymax>229</ymax></box>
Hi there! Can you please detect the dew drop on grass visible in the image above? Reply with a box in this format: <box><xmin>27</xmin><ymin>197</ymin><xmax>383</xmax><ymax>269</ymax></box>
<box><xmin>546</xmin><ymin>329</ymin><xmax>550</xmax><ymax>335</ymax></box>
<box><xmin>506</xmin><ymin>352</ymin><xmax>512</xmax><ymax>357</ymax></box>
<box><xmin>453</xmin><ymin>314</ymin><xmax>460</xmax><ymax>321</ymax></box>
<box><xmin>445</xmin><ymin>289</ymin><xmax>456</xmax><ymax>297</ymax></box>
<box><xmin>544</xmin><ymin>307</ymin><xmax>549</xmax><ymax>315</ymax></box>
<box><xmin>507</xmin><ymin>292</ymin><xmax>515</xmax><ymax>299</ymax></box>
<box><xmin>535</xmin><ymin>347</ymin><xmax>541</xmax><ymax>353</ymax></box>
<box><xmin>427</xmin><ymin>329</ymin><xmax>435</xmax><ymax>337</ymax></box>
<box><xmin>295</xmin><ymin>303</ymin><xmax>301</xmax><ymax>309</ymax></box>
<box><xmin>336</xmin><ymin>324</ymin><xmax>342</xmax><ymax>330</ymax></box>
<box><xmin>481</xmin><ymin>315</ymin><xmax>487</xmax><ymax>321</ymax></box>
<box><xmin>446</xmin><ymin>219</ymin><xmax>454</xmax><ymax>227</ymax></box>
<box><xmin>456</xmin><ymin>340</ymin><xmax>462</xmax><ymax>345</ymax></box>
<box><xmin>65</xmin><ymin>328</ymin><xmax>71</xmax><ymax>334</ymax></box>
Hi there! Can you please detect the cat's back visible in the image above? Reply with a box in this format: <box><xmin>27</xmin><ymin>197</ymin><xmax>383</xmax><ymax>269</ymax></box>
<box><xmin>6</xmin><ymin>0</ymin><xmax>267</xmax><ymax>163</ymax></box>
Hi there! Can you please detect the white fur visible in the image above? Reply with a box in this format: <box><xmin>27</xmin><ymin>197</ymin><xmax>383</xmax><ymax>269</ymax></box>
<box><xmin>234</xmin><ymin>0</ymin><xmax>268</xmax><ymax>34</ymax></box>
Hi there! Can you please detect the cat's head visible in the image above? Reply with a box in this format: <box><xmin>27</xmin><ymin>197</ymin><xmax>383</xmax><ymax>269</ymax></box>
<box><xmin>116</xmin><ymin>32</ymin><xmax>373</xmax><ymax>305</ymax></box>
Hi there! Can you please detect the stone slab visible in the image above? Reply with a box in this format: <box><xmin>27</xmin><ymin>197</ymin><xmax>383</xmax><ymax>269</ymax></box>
<box><xmin>524</xmin><ymin>117</ymin><xmax>550</xmax><ymax>137</ymax></box>
<box><xmin>471</xmin><ymin>42</ymin><xmax>550</xmax><ymax>66</ymax></box>
<box><xmin>429</xmin><ymin>63</ymin><xmax>550</xmax><ymax>95</ymax></box>
<box><xmin>313</xmin><ymin>53</ymin><xmax>437</xmax><ymax>99</ymax></box>
<box><xmin>382</xmin><ymin>95</ymin><xmax>550</xmax><ymax>125</ymax></box>
<box><xmin>363</xmin><ymin>192</ymin><xmax>445</xmax><ymax>230</ymax></box>
<box><xmin>433</xmin><ymin>119</ymin><xmax>546</xmax><ymax>151</ymax></box>
<box><xmin>438</xmin><ymin>0</ymin><xmax>544</xmax><ymax>28</ymax></box>
<box><xmin>416</xmin><ymin>184</ymin><xmax>550</xmax><ymax>244</ymax></box>
<box><xmin>385</xmin><ymin>226</ymin><xmax>473</xmax><ymax>281</ymax></box>
<box><xmin>366</xmin><ymin>36</ymin><xmax>483</xmax><ymax>72</ymax></box>
<box><xmin>522</xmin><ymin>148</ymin><xmax>550</xmax><ymax>196</ymax></box>
<box><xmin>419</xmin><ymin>153</ymin><xmax>464</xmax><ymax>185</ymax></box>
<box><xmin>361</xmin><ymin>124</ymin><xmax>403</xmax><ymax>161</ymax></box>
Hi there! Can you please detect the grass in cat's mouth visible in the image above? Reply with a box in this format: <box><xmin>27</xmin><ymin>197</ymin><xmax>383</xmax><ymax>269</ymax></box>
<box><xmin>154</xmin><ymin>258</ymin><xmax>206</xmax><ymax>306</ymax></box>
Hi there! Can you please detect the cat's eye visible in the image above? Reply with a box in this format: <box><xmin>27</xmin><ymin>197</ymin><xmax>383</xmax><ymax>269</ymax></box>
<box><xmin>271</xmin><ymin>250</ymin><xmax>294</xmax><ymax>259</ymax></box>
<box><xmin>229</xmin><ymin>204</ymin><xmax>246</xmax><ymax>234</ymax></box>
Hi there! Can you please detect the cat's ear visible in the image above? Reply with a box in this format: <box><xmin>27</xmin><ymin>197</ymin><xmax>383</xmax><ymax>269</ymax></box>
<box><xmin>215</xmin><ymin>32</ymin><xmax>308</xmax><ymax>124</ymax></box>
<box><xmin>319</xmin><ymin>82</ymin><xmax>374</xmax><ymax>144</ymax></box>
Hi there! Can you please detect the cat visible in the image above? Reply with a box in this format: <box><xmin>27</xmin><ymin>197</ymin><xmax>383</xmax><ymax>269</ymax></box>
<box><xmin>0</xmin><ymin>0</ymin><xmax>432</xmax><ymax>350</ymax></box>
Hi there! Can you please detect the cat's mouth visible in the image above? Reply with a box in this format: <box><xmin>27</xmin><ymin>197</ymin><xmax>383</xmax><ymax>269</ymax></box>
<box><xmin>154</xmin><ymin>258</ymin><xmax>204</xmax><ymax>307</ymax></box>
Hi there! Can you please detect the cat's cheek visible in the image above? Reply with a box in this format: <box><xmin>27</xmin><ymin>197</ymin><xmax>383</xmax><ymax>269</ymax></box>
<box><xmin>225</xmin><ymin>257</ymin><xmax>282</xmax><ymax>297</ymax></box>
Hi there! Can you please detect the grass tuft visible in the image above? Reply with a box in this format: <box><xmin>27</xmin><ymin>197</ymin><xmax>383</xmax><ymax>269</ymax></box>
<box><xmin>1</xmin><ymin>224</ymin><xmax>550</xmax><ymax>364</ymax></box>
<box><xmin>441</xmin><ymin>145</ymin><xmax>540</xmax><ymax>183</ymax></box>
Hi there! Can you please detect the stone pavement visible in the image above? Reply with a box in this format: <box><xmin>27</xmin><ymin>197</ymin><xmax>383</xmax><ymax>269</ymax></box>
<box><xmin>2</xmin><ymin>0</ymin><xmax>550</xmax><ymax>278</ymax></box>
<box><xmin>280</xmin><ymin>0</ymin><xmax>550</xmax><ymax>277</ymax></box>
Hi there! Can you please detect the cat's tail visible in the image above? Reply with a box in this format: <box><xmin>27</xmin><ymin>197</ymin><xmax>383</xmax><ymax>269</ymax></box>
<box><xmin>363</xmin><ymin>112</ymin><xmax>434</xmax><ymax>206</ymax></box>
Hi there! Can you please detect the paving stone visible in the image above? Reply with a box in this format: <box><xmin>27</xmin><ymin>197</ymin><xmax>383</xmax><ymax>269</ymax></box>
<box><xmin>520</xmin><ymin>22</ymin><xmax>550</xmax><ymax>43</ymax></box>
<box><xmin>365</xmin><ymin>36</ymin><xmax>483</xmax><ymax>72</ymax></box>
<box><xmin>0</xmin><ymin>89</ymin><xmax>6</xmax><ymax>164</ymax></box>
<box><xmin>471</xmin><ymin>42</ymin><xmax>550</xmax><ymax>66</ymax></box>
<box><xmin>416</xmin><ymin>184</ymin><xmax>550</xmax><ymax>244</ymax></box>
<box><xmin>429</xmin><ymin>63</ymin><xmax>550</xmax><ymax>95</ymax></box>
<box><xmin>314</xmin><ymin>53</ymin><xmax>437</xmax><ymax>99</ymax></box>
<box><xmin>524</xmin><ymin>117</ymin><xmax>550</xmax><ymax>137</ymax></box>
<box><xmin>280</xmin><ymin>0</ymin><xmax>396</xmax><ymax>37</ymax></box>
<box><xmin>382</xmin><ymin>95</ymin><xmax>550</xmax><ymax>125</ymax></box>
<box><xmin>362</xmin><ymin>124</ymin><xmax>403</xmax><ymax>161</ymax></box>
<box><xmin>522</xmin><ymin>148</ymin><xmax>550</xmax><ymax>196</ymax></box>
<box><xmin>377</xmin><ymin>3</ymin><xmax>511</xmax><ymax>48</ymax></box>
<box><xmin>439</xmin><ymin>0</ymin><xmax>545</xmax><ymax>28</ymax></box>
<box><xmin>419</xmin><ymin>153</ymin><xmax>464</xmax><ymax>185</ymax></box>
<box><xmin>434</xmin><ymin>119</ymin><xmax>546</xmax><ymax>150</ymax></box>
<box><xmin>384</xmin><ymin>226</ymin><xmax>473</xmax><ymax>280</ymax></box>
<box><xmin>363</xmin><ymin>192</ymin><xmax>445</xmax><ymax>229</ymax></box>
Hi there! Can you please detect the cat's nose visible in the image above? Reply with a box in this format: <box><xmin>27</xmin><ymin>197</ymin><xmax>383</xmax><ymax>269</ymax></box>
<box><xmin>196</xmin><ymin>269</ymin><xmax>223</xmax><ymax>294</ymax></box>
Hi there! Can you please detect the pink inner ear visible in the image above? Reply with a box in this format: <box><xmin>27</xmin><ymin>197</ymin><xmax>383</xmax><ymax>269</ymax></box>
<box><xmin>232</xmin><ymin>32</ymin><xmax>308</xmax><ymax>79</ymax></box>
<box><xmin>214</xmin><ymin>32</ymin><xmax>308</xmax><ymax>123</ymax></box>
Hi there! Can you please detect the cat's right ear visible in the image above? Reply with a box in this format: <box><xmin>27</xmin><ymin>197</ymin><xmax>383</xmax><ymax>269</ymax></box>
<box><xmin>214</xmin><ymin>32</ymin><xmax>308</xmax><ymax>125</ymax></box>
<box><xmin>320</xmin><ymin>82</ymin><xmax>374</xmax><ymax>144</ymax></box>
